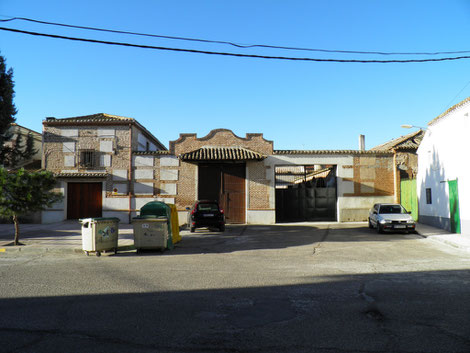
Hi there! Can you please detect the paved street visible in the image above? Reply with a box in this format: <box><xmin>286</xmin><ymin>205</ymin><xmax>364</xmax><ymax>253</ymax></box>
<box><xmin>1</xmin><ymin>223</ymin><xmax>470</xmax><ymax>352</ymax></box>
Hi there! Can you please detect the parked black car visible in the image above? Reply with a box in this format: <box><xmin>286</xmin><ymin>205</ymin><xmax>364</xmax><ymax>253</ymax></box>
<box><xmin>186</xmin><ymin>200</ymin><xmax>225</xmax><ymax>232</ymax></box>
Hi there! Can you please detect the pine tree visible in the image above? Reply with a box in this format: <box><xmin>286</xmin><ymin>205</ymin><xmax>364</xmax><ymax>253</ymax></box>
<box><xmin>0</xmin><ymin>54</ymin><xmax>37</xmax><ymax>168</ymax></box>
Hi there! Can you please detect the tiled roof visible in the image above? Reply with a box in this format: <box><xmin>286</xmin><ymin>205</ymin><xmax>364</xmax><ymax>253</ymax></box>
<box><xmin>274</xmin><ymin>150</ymin><xmax>392</xmax><ymax>155</ymax></box>
<box><xmin>179</xmin><ymin>147</ymin><xmax>266</xmax><ymax>161</ymax></box>
<box><xmin>133</xmin><ymin>151</ymin><xmax>171</xmax><ymax>155</ymax></box>
<box><xmin>428</xmin><ymin>96</ymin><xmax>470</xmax><ymax>126</ymax></box>
<box><xmin>371</xmin><ymin>130</ymin><xmax>424</xmax><ymax>151</ymax></box>
<box><xmin>44</xmin><ymin>113</ymin><xmax>134</xmax><ymax>124</ymax></box>
<box><xmin>43</xmin><ymin>113</ymin><xmax>168</xmax><ymax>151</ymax></box>
<box><xmin>54</xmin><ymin>172</ymin><xmax>108</xmax><ymax>178</ymax></box>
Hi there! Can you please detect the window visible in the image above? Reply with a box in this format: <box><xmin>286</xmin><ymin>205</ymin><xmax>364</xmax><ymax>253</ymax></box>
<box><xmin>80</xmin><ymin>150</ymin><xmax>96</xmax><ymax>168</ymax></box>
<box><xmin>426</xmin><ymin>188</ymin><xmax>432</xmax><ymax>204</ymax></box>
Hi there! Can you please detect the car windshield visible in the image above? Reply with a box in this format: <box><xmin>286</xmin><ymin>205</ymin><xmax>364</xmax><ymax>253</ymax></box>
<box><xmin>379</xmin><ymin>205</ymin><xmax>405</xmax><ymax>214</ymax></box>
<box><xmin>197</xmin><ymin>203</ymin><xmax>219</xmax><ymax>212</ymax></box>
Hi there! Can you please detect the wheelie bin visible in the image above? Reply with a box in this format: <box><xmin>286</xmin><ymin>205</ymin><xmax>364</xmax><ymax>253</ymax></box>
<box><xmin>132</xmin><ymin>201</ymin><xmax>174</xmax><ymax>251</ymax></box>
<box><xmin>80</xmin><ymin>217</ymin><xmax>120</xmax><ymax>256</ymax></box>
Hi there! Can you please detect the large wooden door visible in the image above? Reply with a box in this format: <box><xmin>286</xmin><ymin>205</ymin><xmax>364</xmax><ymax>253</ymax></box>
<box><xmin>198</xmin><ymin>164</ymin><xmax>246</xmax><ymax>223</ymax></box>
<box><xmin>67</xmin><ymin>182</ymin><xmax>102</xmax><ymax>219</ymax></box>
<box><xmin>220</xmin><ymin>164</ymin><xmax>246</xmax><ymax>224</ymax></box>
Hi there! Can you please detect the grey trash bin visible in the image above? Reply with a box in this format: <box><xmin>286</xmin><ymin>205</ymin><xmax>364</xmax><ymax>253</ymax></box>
<box><xmin>132</xmin><ymin>215</ymin><xmax>169</xmax><ymax>252</ymax></box>
<box><xmin>80</xmin><ymin>217</ymin><xmax>120</xmax><ymax>256</ymax></box>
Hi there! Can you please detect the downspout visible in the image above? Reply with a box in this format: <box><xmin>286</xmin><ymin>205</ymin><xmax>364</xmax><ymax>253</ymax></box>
<box><xmin>128</xmin><ymin>124</ymin><xmax>133</xmax><ymax>223</ymax></box>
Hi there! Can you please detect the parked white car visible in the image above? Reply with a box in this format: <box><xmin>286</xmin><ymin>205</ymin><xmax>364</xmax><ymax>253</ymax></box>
<box><xmin>368</xmin><ymin>203</ymin><xmax>416</xmax><ymax>233</ymax></box>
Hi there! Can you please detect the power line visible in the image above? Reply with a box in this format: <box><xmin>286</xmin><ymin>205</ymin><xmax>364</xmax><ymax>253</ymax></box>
<box><xmin>2</xmin><ymin>26</ymin><xmax>470</xmax><ymax>64</ymax></box>
<box><xmin>1</xmin><ymin>15</ymin><xmax>470</xmax><ymax>57</ymax></box>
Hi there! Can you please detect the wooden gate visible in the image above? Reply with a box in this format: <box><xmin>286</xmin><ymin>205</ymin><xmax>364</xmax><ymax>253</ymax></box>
<box><xmin>67</xmin><ymin>182</ymin><xmax>102</xmax><ymax>219</ymax></box>
<box><xmin>400</xmin><ymin>179</ymin><xmax>418</xmax><ymax>221</ymax></box>
<box><xmin>198</xmin><ymin>164</ymin><xmax>246</xmax><ymax>223</ymax></box>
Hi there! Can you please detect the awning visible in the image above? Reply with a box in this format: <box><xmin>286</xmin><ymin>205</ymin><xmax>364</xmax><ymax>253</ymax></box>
<box><xmin>179</xmin><ymin>147</ymin><xmax>266</xmax><ymax>161</ymax></box>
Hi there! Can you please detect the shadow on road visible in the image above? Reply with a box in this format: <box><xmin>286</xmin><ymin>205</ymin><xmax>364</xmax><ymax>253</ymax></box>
<box><xmin>1</xmin><ymin>269</ymin><xmax>469</xmax><ymax>352</ymax></box>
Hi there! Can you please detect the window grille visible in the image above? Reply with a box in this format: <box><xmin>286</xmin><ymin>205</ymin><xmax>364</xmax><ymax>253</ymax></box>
<box><xmin>79</xmin><ymin>150</ymin><xmax>96</xmax><ymax>168</ymax></box>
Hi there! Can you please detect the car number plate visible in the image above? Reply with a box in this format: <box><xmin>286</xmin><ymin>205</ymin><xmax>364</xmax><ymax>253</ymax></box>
<box><xmin>394</xmin><ymin>225</ymin><xmax>406</xmax><ymax>229</ymax></box>
<box><xmin>203</xmin><ymin>213</ymin><xmax>214</xmax><ymax>217</ymax></box>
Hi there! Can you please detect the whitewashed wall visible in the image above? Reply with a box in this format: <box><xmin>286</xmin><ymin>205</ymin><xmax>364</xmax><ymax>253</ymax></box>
<box><xmin>417</xmin><ymin>101</ymin><xmax>470</xmax><ymax>235</ymax></box>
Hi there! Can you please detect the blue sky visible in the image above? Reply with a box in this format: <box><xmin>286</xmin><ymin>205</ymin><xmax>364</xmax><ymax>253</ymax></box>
<box><xmin>1</xmin><ymin>1</ymin><xmax>470</xmax><ymax>150</ymax></box>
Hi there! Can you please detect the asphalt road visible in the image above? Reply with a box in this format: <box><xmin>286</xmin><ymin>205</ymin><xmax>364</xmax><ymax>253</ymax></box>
<box><xmin>1</xmin><ymin>223</ymin><xmax>470</xmax><ymax>353</ymax></box>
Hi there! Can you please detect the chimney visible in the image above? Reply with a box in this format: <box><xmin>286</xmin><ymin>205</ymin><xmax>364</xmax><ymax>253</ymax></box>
<box><xmin>359</xmin><ymin>134</ymin><xmax>365</xmax><ymax>151</ymax></box>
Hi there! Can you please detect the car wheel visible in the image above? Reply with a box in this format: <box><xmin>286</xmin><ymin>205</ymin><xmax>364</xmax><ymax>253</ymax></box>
<box><xmin>190</xmin><ymin>226</ymin><xmax>196</xmax><ymax>233</ymax></box>
<box><xmin>368</xmin><ymin>218</ymin><xmax>373</xmax><ymax>229</ymax></box>
<box><xmin>219</xmin><ymin>225</ymin><xmax>225</xmax><ymax>232</ymax></box>
<box><xmin>377</xmin><ymin>224</ymin><xmax>383</xmax><ymax>234</ymax></box>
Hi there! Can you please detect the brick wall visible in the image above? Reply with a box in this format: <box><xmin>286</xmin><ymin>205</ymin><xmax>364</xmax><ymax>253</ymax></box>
<box><xmin>342</xmin><ymin>155</ymin><xmax>394</xmax><ymax>197</ymax></box>
<box><xmin>170</xmin><ymin>129</ymin><xmax>273</xmax><ymax>155</ymax></box>
<box><xmin>247</xmin><ymin>161</ymin><xmax>271</xmax><ymax>209</ymax></box>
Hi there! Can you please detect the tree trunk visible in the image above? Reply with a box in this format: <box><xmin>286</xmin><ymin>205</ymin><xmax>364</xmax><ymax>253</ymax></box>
<box><xmin>13</xmin><ymin>215</ymin><xmax>20</xmax><ymax>246</ymax></box>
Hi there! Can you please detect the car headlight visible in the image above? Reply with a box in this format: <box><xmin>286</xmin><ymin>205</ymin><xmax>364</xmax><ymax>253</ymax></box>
<box><xmin>379</xmin><ymin>219</ymin><xmax>391</xmax><ymax>224</ymax></box>
<box><xmin>407</xmin><ymin>219</ymin><xmax>415</xmax><ymax>224</ymax></box>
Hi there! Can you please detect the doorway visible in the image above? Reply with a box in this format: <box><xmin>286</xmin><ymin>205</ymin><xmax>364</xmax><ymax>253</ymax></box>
<box><xmin>198</xmin><ymin>163</ymin><xmax>246</xmax><ymax>223</ymax></box>
<box><xmin>67</xmin><ymin>182</ymin><xmax>103</xmax><ymax>219</ymax></box>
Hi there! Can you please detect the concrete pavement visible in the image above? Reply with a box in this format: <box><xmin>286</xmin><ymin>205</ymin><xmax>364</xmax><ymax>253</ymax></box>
<box><xmin>415</xmin><ymin>222</ymin><xmax>470</xmax><ymax>252</ymax></box>
<box><xmin>1</xmin><ymin>220</ymin><xmax>470</xmax><ymax>253</ymax></box>
<box><xmin>0</xmin><ymin>221</ymin><xmax>134</xmax><ymax>254</ymax></box>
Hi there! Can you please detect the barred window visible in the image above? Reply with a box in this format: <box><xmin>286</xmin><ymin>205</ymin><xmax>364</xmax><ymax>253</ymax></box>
<box><xmin>426</xmin><ymin>188</ymin><xmax>432</xmax><ymax>204</ymax></box>
<box><xmin>80</xmin><ymin>150</ymin><xmax>96</xmax><ymax>168</ymax></box>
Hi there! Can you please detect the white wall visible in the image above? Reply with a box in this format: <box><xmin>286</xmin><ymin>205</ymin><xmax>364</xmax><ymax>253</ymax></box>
<box><xmin>417</xmin><ymin>101</ymin><xmax>470</xmax><ymax>234</ymax></box>
<box><xmin>264</xmin><ymin>154</ymin><xmax>381</xmax><ymax>222</ymax></box>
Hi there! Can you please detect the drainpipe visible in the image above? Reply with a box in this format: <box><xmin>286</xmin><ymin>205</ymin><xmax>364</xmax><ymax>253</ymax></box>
<box><xmin>128</xmin><ymin>124</ymin><xmax>133</xmax><ymax>223</ymax></box>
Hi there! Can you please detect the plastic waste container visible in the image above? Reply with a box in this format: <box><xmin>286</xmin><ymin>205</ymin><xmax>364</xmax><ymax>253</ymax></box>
<box><xmin>137</xmin><ymin>201</ymin><xmax>174</xmax><ymax>250</ymax></box>
<box><xmin>132</xmin><ymin>215</ymin><xmax>169</xmax><ymax>251</ymax></box>
<box><xmin>80</xmin><ymin>217</ymin><xmax>120</xmax><ymax>256</ymax></box>
<box><xmin>168</xmin><ymin>204</ymin><xmax>181</xmax><ymax>244</ymax></box>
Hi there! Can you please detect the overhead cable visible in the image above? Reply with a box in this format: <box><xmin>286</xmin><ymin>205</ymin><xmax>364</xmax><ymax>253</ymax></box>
<box><xmin>1</xmin><ymin>26</ymin><xmax>470</xmax><ymax>64</ymax></box>
<box><xmin>1</xmin><ymin>16</ymin><xmax>469</xmax><ymax>56</ymax></box>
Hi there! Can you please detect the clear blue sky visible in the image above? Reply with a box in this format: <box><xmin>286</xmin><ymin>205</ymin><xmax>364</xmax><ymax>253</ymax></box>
<box><xmin>1</xmin><ymin>1</ymin><xmax>470</xmax><ymax>150</ymax></box>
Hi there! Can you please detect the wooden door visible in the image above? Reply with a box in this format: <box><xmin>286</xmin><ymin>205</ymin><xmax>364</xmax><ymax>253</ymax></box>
<box><xmin>448</xmin><ymin>180</ymin><xmax>461</xmax><ymax>234</ymax></box>
<box><xmin>67</xmin><ymin>182</ymin><xmax>102</xmax><ymax>219</ymax></box>
<box><xmin>198</xmin><ymin>163</ymin><xmax>246</xmax><ymax>224</ymax></box>
<box><xmin>221</xmin><ymin>164</ymin><xmax>246</xmax><ymax>224</ymax></box>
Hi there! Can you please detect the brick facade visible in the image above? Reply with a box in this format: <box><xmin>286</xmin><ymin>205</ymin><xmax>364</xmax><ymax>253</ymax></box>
<box><xmin>42</xmin><ymin>117</ymin><xmax>403</xmax><ymax>225</ymax></box>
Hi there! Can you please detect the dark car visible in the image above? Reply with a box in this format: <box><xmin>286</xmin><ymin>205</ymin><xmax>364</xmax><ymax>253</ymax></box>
<box><xmin>186</xmin><ymin>200</ymin><xmax>225</xmax><ymax>232</ymax></box>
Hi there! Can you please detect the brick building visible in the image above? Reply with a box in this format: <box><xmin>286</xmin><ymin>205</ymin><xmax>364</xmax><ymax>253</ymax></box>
<box><xmin>42</xmin><ymin>114</ymin><xmax>398</xmax><ymax>224</ymax></box>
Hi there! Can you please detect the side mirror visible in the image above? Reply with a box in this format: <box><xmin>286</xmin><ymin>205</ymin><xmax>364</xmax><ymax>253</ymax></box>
<box><xmin>407</xmin><ymin>211</ymin><xmax>412</xmax><ymax>214</ymax></box>
<box><xmin>373</xmin><ymin>211</ymin><xmax>377</xmax><ymax>215</ymax></box>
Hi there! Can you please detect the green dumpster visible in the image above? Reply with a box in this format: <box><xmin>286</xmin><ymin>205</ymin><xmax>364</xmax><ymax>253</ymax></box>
<box><xmin>80</xmin><ymin>217</ymin><xmax>120</xmax><ymax>256</ymax></box>
<box><xmin>134</xmin><ymin>201</ymin><xmax>173</xmax><ymax>249</ymax></box>
<box><xmin>132</xmin><ymin>215</ymin><xmax>169</xmax><ymax>251</ymax></box>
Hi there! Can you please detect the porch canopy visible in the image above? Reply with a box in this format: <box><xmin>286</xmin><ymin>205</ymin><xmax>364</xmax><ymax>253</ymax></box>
<box><xmin>179</xmin><ymin>146</ymin><xmax>266</xmax><ymax>161</ymax></box>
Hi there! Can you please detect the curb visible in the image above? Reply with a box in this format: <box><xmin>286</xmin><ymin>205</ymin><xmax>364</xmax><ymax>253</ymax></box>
<box><xmin>0</xmin><ymin>244</ymin><xmax>136</xmax><ymax>255</ymax></box>
<box><xmin>417</xmin><ymin>232</ymin><xmax>470</xmax><ymax>252</ymax></box>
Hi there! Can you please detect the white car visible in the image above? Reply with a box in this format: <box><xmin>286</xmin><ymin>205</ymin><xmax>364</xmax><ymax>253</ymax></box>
<box><xmin>368</xmin><ymin>203</ymin><xmax>416</xmax><ymax>233</ymax></box>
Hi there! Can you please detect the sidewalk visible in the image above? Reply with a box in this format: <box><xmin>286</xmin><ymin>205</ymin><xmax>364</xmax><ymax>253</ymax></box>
<box><xmin>415</xmin><ymin>222</ymin><xmax>470</xmax><ymax>252</ymax></box>
<box><xmin>0</xmin><ymin>221</ymin><xmax>134</xmax><ymax>254</ymax></box>
<box><xmin>1</xmin><ymin>221</ymin><xmax>469</xmax><ymax>254</ymax></box>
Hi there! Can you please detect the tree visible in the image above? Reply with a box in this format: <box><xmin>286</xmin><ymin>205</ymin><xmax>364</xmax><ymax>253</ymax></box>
<box><xmin>0</xmin><ymin>168</ymin><xmax>63</xmax><ymax>245</ymax></box>
<box><xmin>0</xmin><ymin>54</ymin><xmax>37</xmax><ymax>168</ymax></box>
